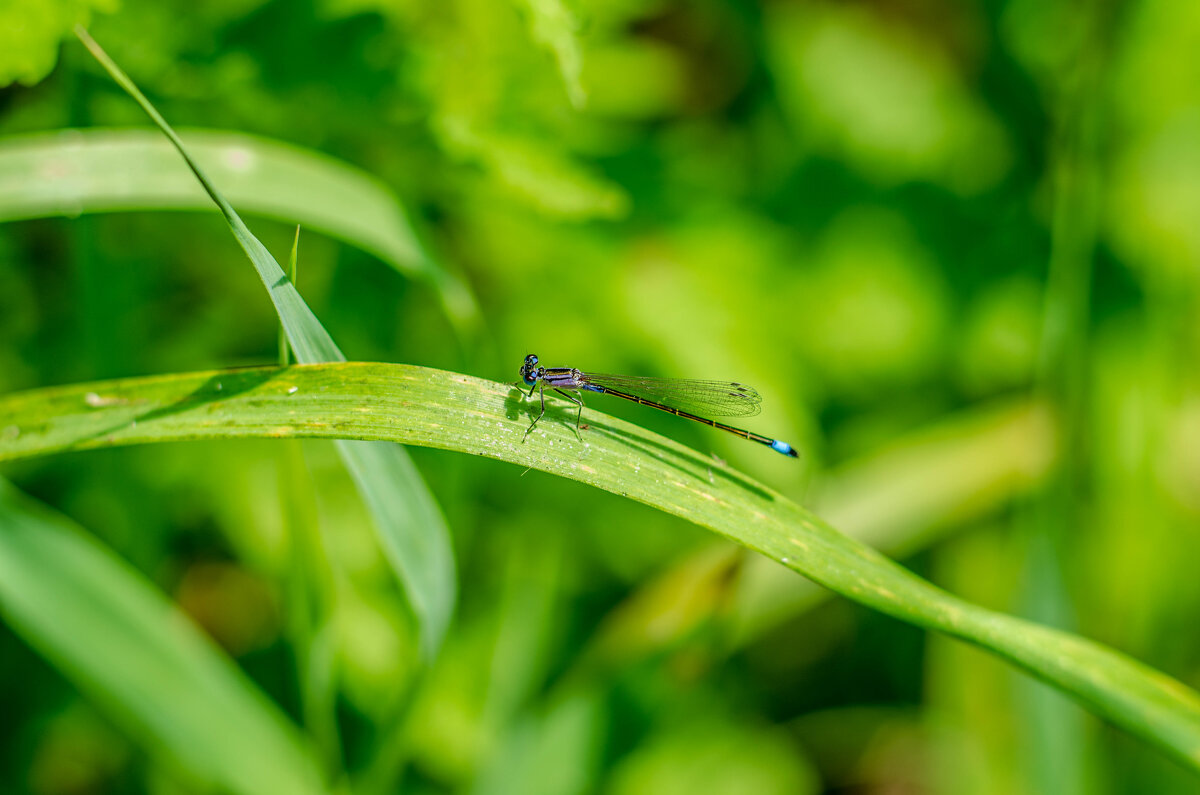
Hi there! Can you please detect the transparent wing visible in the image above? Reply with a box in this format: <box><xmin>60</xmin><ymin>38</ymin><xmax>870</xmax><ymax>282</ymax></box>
<box><xmin>581</xmin><ymin>373</ymin><xmax>763</xmax><ymax>418</ymax></box>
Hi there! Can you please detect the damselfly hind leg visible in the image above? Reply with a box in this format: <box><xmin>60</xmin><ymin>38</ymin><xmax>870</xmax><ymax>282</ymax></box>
<box><xmin>552</xmin><ymin>388</ymin><xmax>586</xmax><ymax>441</ymax></box>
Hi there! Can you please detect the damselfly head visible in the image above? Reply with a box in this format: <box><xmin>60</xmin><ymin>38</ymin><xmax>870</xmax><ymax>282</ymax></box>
<box><xmin>520</xmin><ymin>354</ymin><xmax>540</xmax><ymax>385</ymax></box>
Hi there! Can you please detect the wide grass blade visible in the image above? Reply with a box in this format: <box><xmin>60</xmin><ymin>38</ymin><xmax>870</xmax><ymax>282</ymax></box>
<box><xmin>0</xmin><ymin>362</ymin><xmax>1197</xmax><ymax>774</ymax></box>
<box><xmin>0</xmin><ymin>480</ymin><xmax>330</xmax><ymax>795</ymax></box>
<box><xmin>0</xmin><ymin>129</ymin><xmax>479</xmax><ymax>335</ymax></box>
<box><xmin>73</xmin><ymin>26</ymin><xmax>455</xmax><ymax>662</ymax></box>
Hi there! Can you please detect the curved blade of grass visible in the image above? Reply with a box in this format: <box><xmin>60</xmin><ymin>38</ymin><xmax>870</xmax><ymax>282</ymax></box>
<box><xmin>0</xmin><ymin>129</ymin><xmax>479</xmax><ymax>336</ymax></box>
<box><xmin>0</xmin><ymin>362</ymin><xmax>1197</xmax><ymax>774</ymax></box>
<box><xmin>557</xmin><ymin>401</ymin><xmax>1056</xmax><ymax>694</ymax></box>
<box><xmin>730</xmin><ymin>398</ymin><xmax>1057</xmax><ymax>644</ymax></box>
<box><xmin>0</xmin><ymin>480</ymin><xmax>329</xmax><ymax>795</ymax></box>
<box><xmin>74</xmin><ymin>27</ymin><xmax>455</xmax><ymax>663</ymax></box>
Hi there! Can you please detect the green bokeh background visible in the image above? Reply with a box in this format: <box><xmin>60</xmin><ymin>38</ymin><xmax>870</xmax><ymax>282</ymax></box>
<box><xmin>2</xmin><ymin>0</ymin><xmax>1200</xmax><ymax>792</ymax></box>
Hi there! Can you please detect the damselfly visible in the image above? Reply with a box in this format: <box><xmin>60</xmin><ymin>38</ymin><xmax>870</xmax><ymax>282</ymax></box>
<box><xmin>517</xmin><ymin>353</ymin><xmax>798</xmax><ymax>458</ymax></box>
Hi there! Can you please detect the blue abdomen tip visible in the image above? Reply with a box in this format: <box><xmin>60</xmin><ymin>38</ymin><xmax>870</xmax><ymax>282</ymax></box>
<box><xmin>771</xmin><ymin>440</ymin><xmax>798</xmax><ymax>458</ymax></box>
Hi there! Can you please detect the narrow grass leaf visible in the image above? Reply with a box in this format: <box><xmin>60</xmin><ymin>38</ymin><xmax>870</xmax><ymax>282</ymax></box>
<box><xmin>0</xmin><ymin>362</ymin><xmax>1197</xmax><ymax>773</ymax></box>
<box><xmin>0</xmin><ymin>480</ymin><xmax>329</xmax><ymax>795</ymax></box>
<box><xmin>73</xmin><ymin>27</ymin><xmax>456</xmax><ymax>661</ymax></box>
<box><xmin>281</xmin><ymin>225</ymin><xmax>300</xmax><ymax>366</ymax></box>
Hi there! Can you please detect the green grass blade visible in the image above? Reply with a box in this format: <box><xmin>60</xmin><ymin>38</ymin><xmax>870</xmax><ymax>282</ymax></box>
<box><xmin>0</xmin><ymin>480</ymin><xmax>330</xmax><ymax>795</ymax></box>
<box><xmin>516</xmin><ymin>0</ymin><xmax>587</xmax><ymax>108</ymax></box>
<box><xmin>73</xmin><ymin>26</ymin><xmax>455</xmax><ymax>662</ymax></box>
<box><xmin>731</xmin><ymin>399</ymin><xmax>1056</xmax><ymax>644</ymax></box>
<box><xmin>0</xmin><ymin>128</ymin><xmax>478</xmax><ymax>334</ymax></box>
<box><xmin>281</xmin><ymin>225</ymin><xmax>301</xmax><ymax>366</ymax></box>
<box><xmin>0</xmin><ymin>362</ymin><xmax>1197</xmax><ymax>773</ymax></box>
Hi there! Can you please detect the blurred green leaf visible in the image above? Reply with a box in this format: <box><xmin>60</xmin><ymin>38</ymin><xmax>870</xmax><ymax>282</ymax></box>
<box><xmin>607</xmin><ymin>719</ymin><xmax>819</xmax><ymax>795</ymax></box>
<box><xmin>765</xmin><ymin>1</ymin><xmax>1010</xmax><ymax>193</ymax></box>
<box><xmin>75</xmin><ymin>27</ymin><xmax>456</xmax><ymax>663</ymax></box>
<box><xmin>436</xmin><ymin>116</ymin><xmax>629</xmax><ymax>219</ymax></box>
<box><xmin>795</xmin><ymin>207</ymin><xmax>948</xmax><ymax>393</ymax></box>
<box><xmin>514</xmin><ymin>0</ymin><xmax>586</xmax><ymax>108</ymax></box>
<box><xmin>0</xmin><ymin>128</ymin><xmax>480</xmax><ymax>335</ymax></box>
<box><xmin>581</xmin><ymin>40</ymin><xmax>688</xmax><ymax>118</ymax></box>
<box><xmin>471</xmin><ymin>691</ymin><xmax>604</xmax><ymax>795</ymax></box>
<box><xmin>0</xmin><ymin>0</ymin><xmax>115</xmax><ymax>86</ymax></box>
<box><xmin>1</xmin><ymin>361</ymin><xmax>1199</xmax><ymax>774</ymax></box>
<box><xmin>0</xmin><ymin>480</ymin><xmax>329</xmax><ymax>795</ymax></box>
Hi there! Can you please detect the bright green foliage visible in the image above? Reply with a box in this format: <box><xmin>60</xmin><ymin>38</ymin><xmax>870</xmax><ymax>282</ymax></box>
<box><xmin>3</xmin><ymin>362</ymin><xmax>1200</xmax><ymax>775</ymax></box>
<box><xmin>3</xmin><ymin>0</ymin><xmax>1200</xmax><ymax>793</ymax></box>
<box><xmin>607</xmin><ymin>719</ymin><xmax>819</xmax><ymax>795</ymax></box>
<box><xmin>0</xmin><ymin>0</ymin><xmax>116</xmax><ymax>86</ymax></box>
<box><xmin>0</xmin><ymin>129</ymin><xmax>479</xmax><ymax>332</ymax></box>
<box><xmin>0</xmin><ymin>480</ymin><xmax>329</xmax><ymax>795</ymax></box>
<box><xmin>766</xmin><ymin>2</ymin><xmax>1010</xmax><ymax>193</ymax></box>
<box><xmin>515</xmin><ymin>0</ymin><xmax>587</xmax><ymax>109</ymax></box>
<box><xmin>75</xmin><ymin>27</ymin><xmax>456</xmax><ymax>666</ymax></box>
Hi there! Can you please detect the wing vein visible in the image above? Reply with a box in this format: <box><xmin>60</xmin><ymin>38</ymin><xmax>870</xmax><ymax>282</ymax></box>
<box><xmin>580</xmin><ymin>373</ymin><xmax>763</xmax><ymax>418</ymax></box>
